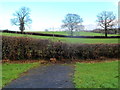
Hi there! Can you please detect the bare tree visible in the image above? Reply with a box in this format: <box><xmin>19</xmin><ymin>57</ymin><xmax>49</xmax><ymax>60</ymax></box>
<box><xmin>45</xmin><ymin>29</ymin><xmax>49</xmax><ymax>32</ymax></box>
<box><xmin>97</xmin><ymin>11</ymin><xmax>116</xmax><ymax>37</ymax></box>
<box><xmin>11</xmin><ymin>7</ymin><xmax>32</xmax><ymax>33</ymax></box>
<box><xmin>62</xmin><ymin>13</ymin><xmax>83</xmax><ymax>36</ymax></box>
<box><xmin>118</xmin><ymin>1</ymin><xmax>120</xmax><ymax>33</ymax></box>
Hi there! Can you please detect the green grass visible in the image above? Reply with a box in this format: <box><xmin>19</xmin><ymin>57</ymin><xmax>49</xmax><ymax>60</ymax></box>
<box><xmin>33</xmin><ymin>31</ymin><xmax>68</xmax><ymax>35</ymax></box>
<box><xmin>1</xmin><ymin>32</ymin><xmax>119</xmax><ymax>44</ymax></box>
<box><xmin>2</xmin><ymin>62</ymin><xmax>40</xmax><ymax>87</ymax></box>
<box><xmin>28</xmin><ymin>31</ymin><xmax>118</xmax><ymax>36</ymax></box>
<box><xmin>74</xmin><ymin>61</ymin><xmax>119</xmax><ymax>88</ymax></box>
<box><xmin>0</xmin><ymin>64</ymin><xmax>2</xmax><ymax>88</ymax></box>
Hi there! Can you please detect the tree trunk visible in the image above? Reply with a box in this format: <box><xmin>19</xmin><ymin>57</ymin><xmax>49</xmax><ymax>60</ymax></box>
<box><xmin>105</xmin><ymin>26</ymin><xmax>107</xmax><ymax>37</ymax></box>
<box><xmin>71</xmin><ymin>30</ymin><xmax>73</xmax><ymax>36</ymax></box>
<box><xmin>21</xmin><ymin>30</ymin><xmax>24</xmax><ymax>34</ymax></box>
<box><xmin>118</xmin><ymin>28</ymin><xmax>120</xmax><ymax>34</ymax></box>
<box><xmin>20</xmin><ymin>23</ymin><xmax>25</xmax><ymax>34</ymax></box>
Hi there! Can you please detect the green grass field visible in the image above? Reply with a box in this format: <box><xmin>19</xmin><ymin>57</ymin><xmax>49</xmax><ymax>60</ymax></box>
<box><xmin>1</xmin><ymin>32</ymin><xmax>119</xmax><ymax>44</ymax></box>
<box><xmin>2</xmin><ymin>63</ymin><xmax>40</xmax><ymax>87</ymax></box>
<box><xmin>74</xmin><ymin>61</ymin><xmax>119</xmax><ymax>88</ymax></box>
<box><xmin>28</xmin><ymin>31</ymin><xmax>118</xmax><ymax>36</ymax></box>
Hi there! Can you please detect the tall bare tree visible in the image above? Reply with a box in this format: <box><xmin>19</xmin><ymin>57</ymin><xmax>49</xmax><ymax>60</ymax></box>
<box><xmin>118</xmin><ymin>1</ymin><xmax>120</xmax><ymax>33</ymax></box>
<box><xmin>62</xmin><ymin>13</ymin><xmax>83</xmax><ymax>36</ymax></box>
<box><xmin>97</xmin><ymin>11</ymin><xmax>116</xmax><ymax>37</ymax></box>
<box><xmin>11</xmin><ymin>7</ymin><xmax>32</xmax><ymax>33</ymax></box>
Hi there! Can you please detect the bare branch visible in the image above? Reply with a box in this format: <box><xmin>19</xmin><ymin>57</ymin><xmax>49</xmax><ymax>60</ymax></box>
<box><xmin>96</xmin><ymin>11</ymin><xmax>116</xmax><ymax>37</ymax></box>
<box><xmin>62</xmin><ymin>13</ymin><xmax>83</xmax><ymax>36</ymax></box>
<box><xmin>11</xmin><ymin>7</ymin><xmax>32</xmax><ymax>33</ymax></box>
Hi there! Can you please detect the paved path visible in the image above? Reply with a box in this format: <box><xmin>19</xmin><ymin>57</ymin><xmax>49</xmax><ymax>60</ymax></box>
<box><xmin>4</xmin><ymin>64</ymin><xmax>75</xmax><ymax>88</ymax></box>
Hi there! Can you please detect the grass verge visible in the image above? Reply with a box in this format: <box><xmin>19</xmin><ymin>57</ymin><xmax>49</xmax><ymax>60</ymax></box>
<box><xmin>2</xmin><ymin>62</ymin><xmax>40</xmax><ymax>87</ymax></box>
<box><xmin>74</xmin><ymin>61</ymin><xmax>119</xmax><ymax>88</ymax></box>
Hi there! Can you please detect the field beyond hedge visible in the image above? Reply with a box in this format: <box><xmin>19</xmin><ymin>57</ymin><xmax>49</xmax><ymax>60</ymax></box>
<box><xmin>74</xmin><ymin>61</ymin><xmax>119</xmax><ymax>88</ymax></box>
<box><xmin>1</xmin><ymin>32</ymin><xmax>119</xmax><ymax>44</ymax></box>
<box><xmin>27</xmin><ymin>31</ymin><xmax>119</xmax><ymax>36</ymax></box>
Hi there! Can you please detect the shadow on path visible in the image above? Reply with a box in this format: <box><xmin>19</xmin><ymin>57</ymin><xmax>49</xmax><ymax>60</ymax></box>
<box><xmin>4</xmin><ymin>64</ymin><xmax>75</xmax><ymax>88</ymax></box>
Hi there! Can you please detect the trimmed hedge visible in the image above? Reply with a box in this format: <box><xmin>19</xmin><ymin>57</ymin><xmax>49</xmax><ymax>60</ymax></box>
<box><xmin>2</xmin><ymin>36</ymin><xmax>119</xmax><ymax>60</ymax></box>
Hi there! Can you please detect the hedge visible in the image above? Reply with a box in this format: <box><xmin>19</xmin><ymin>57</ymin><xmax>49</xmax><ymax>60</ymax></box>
<box><xmin>2</xmin><ymin>36</ymin><xmax>119</xmax><ymax>60</ymax></box>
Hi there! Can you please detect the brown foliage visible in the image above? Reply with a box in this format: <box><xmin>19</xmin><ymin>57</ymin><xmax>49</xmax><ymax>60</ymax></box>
<box><xmin>2</xmin><ymin>36</ymin><xmax>119</xmax><ymax>61</ymax></box>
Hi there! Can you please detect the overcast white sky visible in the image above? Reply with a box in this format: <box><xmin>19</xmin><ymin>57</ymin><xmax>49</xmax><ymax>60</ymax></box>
<box><xmin>0</xmin><ymin>0</ymin><xmax>119</xmax><ymax>31</ymax></box>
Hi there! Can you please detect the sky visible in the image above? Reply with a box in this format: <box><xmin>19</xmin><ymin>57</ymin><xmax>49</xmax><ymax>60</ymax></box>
<box><xmin>0</xmin><ymin>0</ymin><xmax>119</xmax><ymax>31</ymax></box>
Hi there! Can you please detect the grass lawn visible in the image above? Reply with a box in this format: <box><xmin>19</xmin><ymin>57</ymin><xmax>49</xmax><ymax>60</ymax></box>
<box><xmin>1</xmin><ymin>32</ymin><xmax>119</xmax><ymax>44</ymax></box>
<box><xmin>2</xmin><ymin>62</ymin><xmax>40</xmax><ymax>87</ymax></box>
<box><xmin>74</xmin><ymin>61</ymin><xmax>119</xmax><ymax>88</ymax></box>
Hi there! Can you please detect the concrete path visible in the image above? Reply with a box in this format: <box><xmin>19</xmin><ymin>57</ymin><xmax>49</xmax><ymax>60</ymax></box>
<box><xmin>4</xmin><ymin>64</ymin><xmax>75</xmax><ymax>88</ymax></box>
